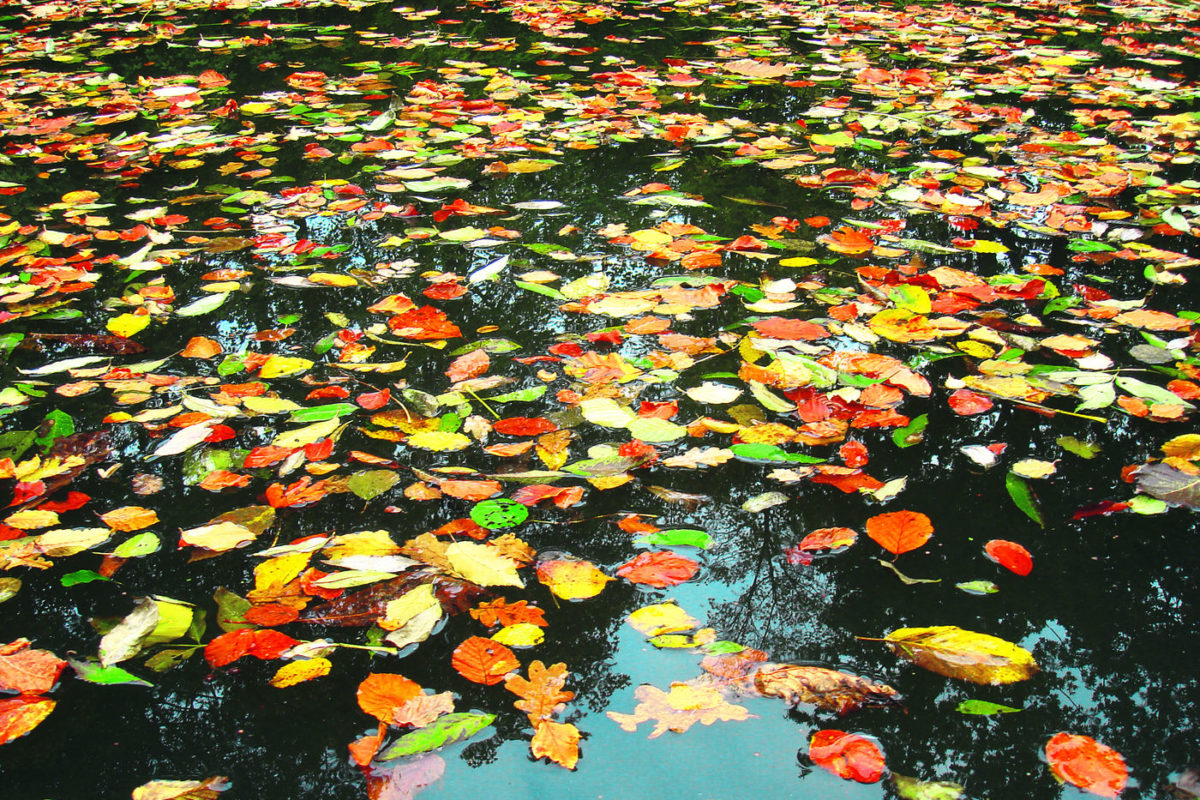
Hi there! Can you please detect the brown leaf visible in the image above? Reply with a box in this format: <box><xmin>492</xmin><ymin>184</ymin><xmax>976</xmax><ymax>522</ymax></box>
<box><xmin>753</xmin><ymin>663</ymin><xmax>900</xmax><ymax>713</ymax></box>
<box><xmin>392</xmin><ymin>691</ymin><xmax>455</xmax><ymax>728</ymax></box>
<box><xmin>606</xmin><ymin>681</ymin><xmax>752</xmax><ymax>738</ymax></box>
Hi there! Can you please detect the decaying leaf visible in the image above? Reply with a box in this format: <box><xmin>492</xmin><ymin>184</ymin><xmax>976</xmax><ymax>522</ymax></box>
<box><xmin>752</xmin><ymin>663</ymin><xmax>900</xmax><ymax>713</ymax></box>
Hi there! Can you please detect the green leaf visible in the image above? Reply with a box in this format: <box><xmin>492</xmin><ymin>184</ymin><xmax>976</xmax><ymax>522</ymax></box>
<box><xmin>213</xmin><ymin>587</ymin><xmax>253</xmax><ymax>632</ymax></box>
<box><xmin>62</xmin><ymin>569</ymin><xmax>110</xmax><ymax>587</ymax></box>
<box><xmin>289</xmin><ymin>403</ymin><xmax>358</xmax><ymax>423</ymax></box>
<box><xmin>1128</xmin><ymin>494</ymin><xmax>1167</xmax><ymax>515</ymax></box>
<box><xmin>485</xmin><ymin>385</ymin><xmax>547</xmax><ymax>403</ymax></box>
<box><xmin>730</xmin><ymin>443</ymin><xmax>824</xmax><ymax>464</ymax></box>
<box><xmin>69</xmin><ymin>659</ymin><xmax>153</xmax><ymax>687</ymax></box>
<box><xmin>1067</xmin><ymin>239</ymin><xmax>1117</xmax><ymax>252</ymax></box>
<box><xmin>1056</xmin><ymin>436</ymin><xmax>1100</xmax><ymax>459</ymax></box>
<box><xmin>0</xmin><ymin>429</ymin><xmax>35</xmax><ymax>462</ymax></box>
<box><xmin>347</xmin><ymin>469</ymin><xmax>400</xmax><ymax>501</ymax></box>
<box><xmin>35</xmin><ymin>409</ymin><xmax>75</xmax><ymax>453</ymax></box>
<box><xmin>0</xmin><ymin>332</ymin><xmax>24</xmax><ymax>359</ymax></box>
<box><xmin>378</xmin><ymin>712</ymin><xmax>495</xmax><ymax>760</ymax></box>
<box><xmin>635</xmin><ymin>529</ymin><xmax>714</xmax><ymax>549</ymax></box>
<box><xmin>513</xmin><ymin>280</ymin><xmax>565</xmax><ymax>299</ymax></box>
<box><xmin>1005</xmin><ymin>472</ymin><xmax>1044</xmax><ymax>527</ymax></box>
<box><xmin>891</xmin><ymin>774</ymin><xmax>965</xmax><ymax>799</ymax></box>
<box><xmin>113</xmin><ymin>532</ymin><xmax>161</xmax><ymax>558</ymax></box>
<box><xmin>470</xmin><ymin>499</ymin><xmax>529</xmax><ymax>530</ymax></box>
<box><xmin>892</xmin><ymin>414</ymin><xmax>928</xmax><ymax>448</ymax></box>
<box><xmin>449</xmin><ymin>338</ymin><xmax>522</xmax><ymax>356</ymax></box>
<box><xmin>956</xmin><ymin>699</ymin><xmax>1021</xmax><ymax>715</ymax></box>
<box><xmin>955</xmin><ymin>580</ymin><xmax>998</xmax><ymax>595</ymax></box>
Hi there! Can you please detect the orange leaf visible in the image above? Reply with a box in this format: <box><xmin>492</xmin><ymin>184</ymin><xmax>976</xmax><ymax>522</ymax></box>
<box><xmin>948</xmin><ymin>388</ymin><xmax>994</xmax><ymax>416</ymax></box>
<box><xmin>505</xmin><ymin>660</ymin><xmax>574</xmax><ymax>724</ymax></box>
<box><xmin>493</xmin><ymin>417</ymin><xmax>557</xmax><ymax>436</ymax></box>
<box><xmin>242</xmin><ymin>604</ymin><xmax>301</xmax><ymax>627</ymax></box>
<box><xmin>531</xmin><ymin>720</ymin><xmax>580</xmax><ymax>769</ymax></box>
<box><xmin>446</xmin><ymin>349</ymin><xmax>490</xmax><ymax>382</ymax></box>
<box><xmin>471</xmin><ymin>598</ymin><xmax>548</xmax><ymax>628</ymax></box>
<box><xmin>809</xmin><ymin>729</ymin><xmax>885</xmax><ymax>783</ymax></box>
<box><xmin>1045</xmin><ymin>733</ymin><xmax>1127</xmax><ymax>798</ymax></box>
<box><xmin>0</xmin><ymin>639</ymin><xmax>66</xmax><ymax>695</ymax></box>
<box><xmin>357</xmin><ymin>673</ymin><xmax>423</xmax><ymax>723</ymax></box>
<box><xmin>348</xmin><ymin>724</ymin><xmax>387</xmax><ymax>766</ymax></box>
<box><xmin>451</xmin><ymin>636</ymin><xmax>519</xmax><ymax>685</ymax></box>
<box><xmin>984</xmin><ymin>539</ymin><xmax>1032</xmax><ymax>576</ymax></box>
<box><xmin>865</xmin><ymin>510</ymin><xmax>933</xmax><ymax>556</ymax></box>
<box><xmin>438</xmin><ymin>480</ymin><xmax>502</xmax><ymax>502</ymax></box>
<box><xmin>616</xmin><ymin>551</ymin><xmax>699</xmax><ymax>588</ymax></box>
<box><xmin>204</xmin><ymin>629</ymin><xmax>300</xmax><ymax>667</ymax></box>
<box><xmin>797</xmin><ymin>527</ymin><xmax>859</xmax><ymax>552</ymax></box>
<box><xmin>0</xmin><ymin>695</ymin><xmax>56</xmax><ymax>746</ymax></box>
<box><xmin>100</xmin><ymin>506</ymin><xmax>159</xmax><ymax>532</ymax></box>
<box><xmin>182</xmin><ymin>337</ymin><xmax>223</xmax><ymax>358</ymax></box>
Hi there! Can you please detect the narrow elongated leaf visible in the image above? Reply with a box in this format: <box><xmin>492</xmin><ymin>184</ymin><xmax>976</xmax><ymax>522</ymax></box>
<box><xmin>1005</xmin><ymin>473</ymin><xmax>1044</xmax><ymax>527</ymax></box>
<box><xmin>378</xmin><ymin>711</ymin><xmax>495</xmax><ymax>760</ymax></box>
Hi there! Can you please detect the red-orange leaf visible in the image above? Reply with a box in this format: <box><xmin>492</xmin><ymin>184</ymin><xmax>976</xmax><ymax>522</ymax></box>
<box><xmin>0</xmin><ymin>695</ymin><xmax>56</xmax><ymax>746</ymax></box>
<box><xmin>809</xmin><ymin>729</ymin><xmax>885</xmax><ymax>783</ymax></box>
<box><xmin>615</xmin><ymin>551</ymin><xmax>699</xmax><ymax>588</ymax></box>
<box><xmin>1045</xmin><ymin>733</ymin><xmax>1127</xmax><ymax>797</ymax></box>
<box><xmin>242</xmin><ymin>604</ymin><xmax>301</xmax><ymax>627</ymax></box>
<box><xmin>948</xmin><ymin>388</ymin><xmax>994</xmax><ymax>415</ymax></box>
<box><xmin>471</xmin><ymin>598</ymin><xmax>548</xmax><ymax>629</ymax></box>
<box><xmin>984</xmin><ymin>539</ymin><xmax>1033</xmax><ymax>576</ymax></box>
<box><xmin>446</xmin><ymin>350</ymin><xmax>490</xmax><ymax>382</ymax></box>
<box><xmin>865</xmin><ymin>510</ymin><xmax>933</xmax><ymax>556</ymax></box>
<box><xmin>751</xmin><ymin>317</ymin><xmax>829</xmax><ymax>341</ymax></box>
<box><xmin>493</xmin><ymin>417</ymin><xmax>558</xmax><ymax>436</ymax></box>
<box><xmin>0</xmin><ymin>639</ymin><xmax>66</xmax><ymax>695</ymax></box>
<box><xmin>356</xmin><ymin>673</ymin><xmax>423</xmax><ymax>723</ymax></box>
<box><xmin>452</xmin><ymin>637</ymin><xmax>519</xmax><ymax>685</ymax></box>
<box><xmin>438</xmin><ymin>480</ymin><xmax>502</xmax><ymax>501</ymax></box>
<box><xmin>797</xmin><ymin>527</ymin><xmax>859</xmax><ymax>553</ymax></box>
<box><xmin>204</xmin><ymin>629</ymin><xmax>300</xmax><ymax>667</ymax></box>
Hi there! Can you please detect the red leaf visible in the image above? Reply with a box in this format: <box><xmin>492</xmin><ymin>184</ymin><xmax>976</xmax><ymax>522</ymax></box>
<box><xmin>445</xmin><ymin>350</ymin><xmax>490</xmax><ymax>382</ymax></box>
<box><xmin>438</xmin><ymin>479</ymin><xmax>502</xmax><ymax>502</ymax></box>
<box><xmin>511</xmin><ymin>484</ymin><xmax>585</xmax><ymax>508</ymax></box>
<box><xmin>865</xmin><ymin>510</ymin><xmax>933</xmax><ymax>556</ymax></box>
<box><xmin>839</xmin><ymin>440</ymin><xmax>869</xmax><ymax>468</ymax></box>
<box><xmin>37</xmin><ymin>491</ymin><xmax>89</xmax><ymax>513</ymax></box>
<box><xmin>984</xmin><ymin>539</ymin><xmax>1032</xmax><ymax>576</ymax></box>
<box><xmin>304</xmin><ymin>438</ymin><xmax>334</xmax><ymax>461</ymax></box>
<box><xmin>0</xmin><ymin>695</ymin><xmax>56</xmax><ymax>746</ymax></box>
<box><xmin>493</xmin><ymin>417</ymin><xmax>558</xmax><ymax>436</ymax></box>
<box><xmin>205</xmin><ymin>629</ymin><xmax>300</xmax><ymax>667</ymax></box>
<box><xmin>810</xmin><ymin>470</ymin><xmax>885</xmax><ymax>493</ymax></box>
<box><xmin>1045</xmin><ymin>733</ymin><xmax>1127</xmax><ymax>798</ymax></box>
<box><xmin>809</xmin><ymin>729</ymin><xmax>885</xmax><ymax>783</ymax></box>
<box><xmin>242</xmin><ymin>605</ymin><xmax>301</xmax><ymax>627</ymax></box>
<box><xmin>0</xmin><ymin>639</ymin><xmax>66</xmax><ymax>695</ymax></box>
<box><xmin>244</xmin><ymin>445</ymin><xmax>295</xmax><ymax>468</ymax></box>
<box><xmin>430</xmin><ymin>518</ymin><xmax>489</xmax><ymax>540</ymax></box>
<box><xmin>355</xmin><ymin>389</ymin><xmax>390</xmax><ymax>410</ymax></box>
<box><xmin>451</xmin><ymin>637</ymin><xmax>520</xmax><ymax>685</ymax></box>
<box><xmin>615</xmin><ymin>551</ymin><xmax>699</xmax><ymax>588</ymax></box>
<box><xmin>797</xmin><ymin>527</ymin><xmax>859</xmax><ymax>553</ymax></box>
<box><xmin>9</xmin><ymin>482</ymin><xmax>45</xmax><ymax>506</ymax></box>
<box><xmin>948</xmin><ymin>388</ymin><xmax>994</xmax><ymax>415</ymax></box>
<box><xmin>751</xmin><ymin>317</ymin><xmax>829</xmax><ymax>341</ymax></box>
<box><xmin>389</xmin><ymin>306</ymin><xmax>462</xmax><ymax>340</ymax></box>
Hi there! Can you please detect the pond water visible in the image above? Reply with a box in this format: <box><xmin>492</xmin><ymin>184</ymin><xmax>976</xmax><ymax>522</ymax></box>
<box><xmin>1</xmin><ymin>0</ymin><xmax>1199</xmax><ymax>798</ymax></box>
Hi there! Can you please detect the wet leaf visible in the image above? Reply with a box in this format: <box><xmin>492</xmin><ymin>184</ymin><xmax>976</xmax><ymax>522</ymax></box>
<box><xmin>451</xmin><ymin>637</ymin><xmax>519</xmax><ymax>685</ymax></box>
<box><xmin>883</xmin><ymin>626</ymin><xmax>1038</xmax><ymax>684</ymax></box>
<box><xmin>616</xmin><ymin>551</ymin><xmax>699</xmax><ymax>588</ymax></box>
<box><xmin>0</xmin><ymin>639</ymin><xmax>66</xmax><ymax>694</ymax></box>
<box><xmin>891</xmin><ymin>774</ymin><xmax>965</xmax><ymax>799</ymax></box>
<box><xmin>378</xmin><ymin>711</ymin><xmax>495</xmax><ymax>760</ymax></box>
<box><xmin>0</xmin><ymin>696</ymin><xmax>56</xmax><ymax>746</ymax></box>
<box><xmin>866</xmin><ymin>510</ymin><xmax>933</xmax><ymax>556</ymax></box>
<box><xmin>808</xmin><ymin>729</ymin><xmax>885</xmax><ymax>783</ymax></box>
<box><xmin>357</xmin><ymin>673</ymin><xmax>422</xmax><ymax>721</ymax></box>
<box><xmin>1045</xmin><ymin>733</ymin><xmax>1127</xmax><ymax>798</ymax></box>
<box><xmin>1005</xmin><ymin>472</ymin><xmax>1045</xmax><ymax>527</ymax></box>
<box><xmin>606</xmin><ymin>682</ymin><xmax>752</xmax><ymax>738</ymax></box>
<box><xmin>956</xmin><ymin>699</ymin><xmax>1020</xmax><ymax>715</ymax></box>
<box><xmin>984</xmin><ymin>540</ymin><xmax>1033</xmax><ymax>576</ymax></box>
<box><xmin>753</xmin><ymin>664</ymin><xmax>898</xmax><ymax>713</ymax></box>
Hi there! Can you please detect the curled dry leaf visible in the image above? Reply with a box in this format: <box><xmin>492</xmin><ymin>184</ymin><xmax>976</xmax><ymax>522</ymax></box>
<box><xmin>753</xmin><ymin>664</ymin><xmax>900</xmax><ymax>714</ymax></box>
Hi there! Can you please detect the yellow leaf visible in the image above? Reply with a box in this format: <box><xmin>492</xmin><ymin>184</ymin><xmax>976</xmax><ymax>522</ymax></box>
<box><xmin>627</xmin><ymin>602</ymin><xmax>699</xmax><ymax>637</ymax></box>
<box><xmin>445</xmin><ymin>542</ymin><xmax>524</xmax><ymax>588</ymax></box>
<box><xmin>957</xmin><ymin>239</ymin><xmax>1010</xmax><ymax>253</ymax></box>
<box><xmin>778</xmin><ymin>257</ymin><xmax>819</xmax><ymax>268</ymax></box>
<box><xmin>179</xmin><ymin>521</ymin><xmax>258</xmax><ymax>552</ymax></box>
<box><xmin>1162</xmin><ymin>434</ymin><xmax>1200</xmax><ymax>461</ymax></box>
<box><xmin>100</xmin><ymin>506</ymin><xmax>159</xmax><ymax>532</ymax></box>
<box><xmin>407</xmin><ymin>430</ymin><xmax>472</xmax><ymax>451</ymax></box>
<box><xmin>107</xmin><ymin>313</ymin><xmax>151</xmax><ymax>338</ymax></box>
<box><xmin>35</xmin><ymin>527</ymin><xmax>112</xmax><ymax>557</ymax></box>
<box><xmin>254</xmin><ymin>552</ymin><xmax>311</xmax><ymax>595</ymax></box>
<box><xmin>242</xmin><ymin>396</ymin><xmax>303</xmax><ymax>415</ymax></box>
<box><xmin>536</xmin><ymin>558</ymin><xmax>611</xmax><ymax>601</ymax></box>
<box><xmin>308</xmin><ymin>272</ymin><xmax>358</xmax><ymax>287</ymax></box>
<box><xmin>869</xmin><ymin>309</ymin><xmax>938</xmax><ymax>343</ymax></box>
<box><xmin>883</xmin><ymin>625</ymin><xmax>1039</xmax><ymax>684</ymax></box>
<box><xmin>272</xmin><ymin>417</ymin><xmax>340</xmax><ymax>449</ymax></box>
<box><xmin>270</xmin><ymin>658</ymin><xmax>332</xmax><ymax>688</ymax></box>
<box><xmin>379</xmin><ymin>584</ymin><xmax>440</xmax><ymax>631</ymax></box>
<box><xmin>61</xmin><ymin>190</ymin><xmax>100</xmax><ymax>205</ymax></box>
<box><xmin>322</xmin><ymin>530</ymin><xmax>401</xmax><ymax>561</ymax></box>
<box><xmin>259</xmin><ymin>355</ymin><xmax>314</xmax><ymax>379</ymax></box>
<box><xmin>492</xmin><ymin>623</ymin><xmax>545</xmax><ymax>648</ymax></box>
<box><xmin>1011</xmin><ymin>458</ymin><xmax>1057</xmax><ymax>479</ymax></box>
<box><xmin>4</xmin><ymin>509</ymin><xmax>60</xmax><ymax>530</ymax></box>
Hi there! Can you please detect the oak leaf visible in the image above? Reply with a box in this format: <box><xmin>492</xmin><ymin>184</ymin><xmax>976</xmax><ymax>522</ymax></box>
<box><xmin>470</xmin><ymin>598</ymin><xmax>547</xmax><ymax>629</ymax></box>
<box><xmin>505</xmin><ymin>660</ymin><xmax>574</xmax><ymax>724</ymax></box>
<box><xmin>606</xmin><ymin>681</ymin><xmax>753</xmax><ymax>738</ymax></box>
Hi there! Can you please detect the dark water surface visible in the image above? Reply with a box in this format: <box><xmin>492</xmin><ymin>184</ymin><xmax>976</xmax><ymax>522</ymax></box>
<box><xmin>1</xmin><ymin>0</ymin><xmax>1199</xmax><ymax>797</ymax></box>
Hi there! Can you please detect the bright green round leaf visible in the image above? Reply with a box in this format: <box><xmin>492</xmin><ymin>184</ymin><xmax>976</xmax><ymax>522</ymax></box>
<box><xmin>470</xmin><ymin>499</ymin><xmax>529</xmax><ymax>530</ymax></box>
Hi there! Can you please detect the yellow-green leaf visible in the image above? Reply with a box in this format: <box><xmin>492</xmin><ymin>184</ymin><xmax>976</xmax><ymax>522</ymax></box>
<box><xmin>445</xmin><ymin>542</ymin><xmax>524</xmax><ymax>588</ymax></box>
<box><xmin>107</xmin><ymin>313</ymin><xmax>151</xmax><ymax>338</ymax></box>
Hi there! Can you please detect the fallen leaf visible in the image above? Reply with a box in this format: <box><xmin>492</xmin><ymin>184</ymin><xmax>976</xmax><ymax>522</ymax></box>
<box><xmin>753</xmin><ymin>664</ymin><xmax>899</xmax><ymax>713</ymax></box>
<box><xmin>606</xmin><ymin>681</ymin><xmax>753</xmax><ymax>738</ymax></box>
<box><xmin>883</xmin><ymin>625</ymin><xmax>1038</xmax><ymax>684</ymax></box>
<box><xmin>357</xmin><ymin>672</ymin><xmax>423</xmax><ymax>722</ymax></box>
<box><xmin>0</xmin><ymin>639</ymin><xmax>66</xmax><ymax>695</ymax></box>
<box><xmin>984</xmin><ymin>540</ymin><xmax>1033</xmax><ymax>576</ymax></box>
<box><xmin>809</xmin><ymin>729</ymin><xmax>885</xmax><ymax>783</ymax></box>
<box><xmin>1045</xmin><ymin>733</ymin><xmax>1127</xmax><ymax>798</ymax></box>
<box><xmin>866</xmin><ymin>510</ymin><xmax>933</xmax><ymax>556</ymax></box>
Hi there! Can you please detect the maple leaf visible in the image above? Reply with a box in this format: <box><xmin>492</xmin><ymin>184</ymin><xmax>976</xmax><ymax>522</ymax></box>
<box><xmin>606</xmin><ymin>681</ymin><xmax>753</xmax><ymax>738</ymax></box>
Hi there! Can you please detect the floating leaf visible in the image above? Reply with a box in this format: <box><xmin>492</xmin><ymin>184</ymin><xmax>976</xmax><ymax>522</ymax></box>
<box><xmin>378</xmin><ymin>711</ymin><xmax>495</xmax><ymax>760</ymax></box>
<box><xmin>0</xmin><ymin>639</ymin><xmax>66</xmax><ymax>694</ymax></box>
<box><xmin>891</xmin><ymin>774</ymin><xmax>965</xmax><ymax>799</ymax></box>
<box><xmin>984</xmin><ymin>540</ymin><xmax>1032</xmax><ymax>576</ymax></box>
<box><xmin>808</xmin><ymin>730</ymin><xmax>885</xmax><ymax>783</ymax></box>
<box><xmin>616</xmin><ymin>551</ymin><xmax>699</xmax><ymax>588</ymax></box>
<box><xmin>451</xmin><ymin>637</ymin><xmax>519</xmax><ymax>685</ymax></box>
<box><xmin>956</xmin><ymin>699</ymin><xmax>1020</xmax><ymax>715</ymax></box>
<box><xmin>1045</xmin><ymin>733</ymin><xmax>1127</xmax><ymax>798</ymax></box>
<box><xmin>753</xmin><ymin>664</ymin><xmax>898</xmax><ymax>713</ymax></box>
<box><xmin>445</xmin><ymin>542</ymin><xmax>524</xmax><ymax>588</ymax></box>
<box><xmin>469</xmin><ymin>499</ymin><xmax>529</xmax><ymax>530</ymax></box>
<box><xmin>866</xmin><ymin>510</ymin><xmax>933</xmax><ymax>556</ymax></box>
<box><xmin>0</xmin><ymin>696</ymin><xmax>56</xmax><ymax>746</ymax></box>
<box><xmin>357</xmin><ymin>673</ymin><xmax>422</xmax><ymax>721</ymax></box>
<box><xmin>536</xmin><ymin>557</ymin><xmax>611</xmax><ymax>601</ymax></box>
<box><xmin>606</xmin><ymin>682</ymin><xmax>752</xmax><ymax>738</ymax></box>
<box><xmin>1005</xmin><ymin>472</ymin><xmax>1045</xmax><ymax>527</ymax></box>
<box><xmin>883</xmin><ymin>626</ymin><xmax>1038</xmax><ymax>684</ymax></box>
